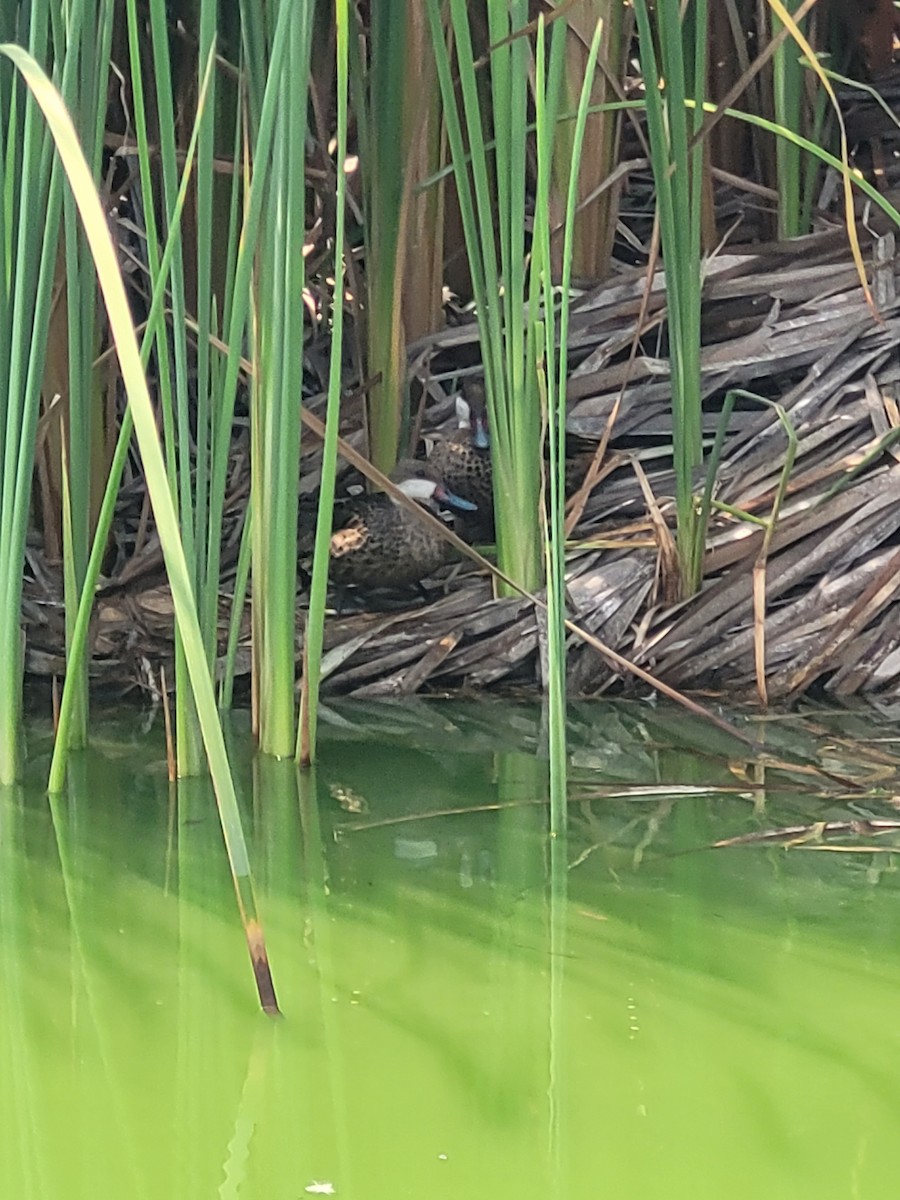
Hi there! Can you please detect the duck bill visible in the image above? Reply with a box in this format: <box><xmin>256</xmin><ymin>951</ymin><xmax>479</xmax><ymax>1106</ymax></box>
<box><xmin>434</xmin><ymin>485</ymin><xmax>477</xmax><ymax>512</ymax></box>
<box><xmin>472</xmin><ymin>414</ymin><xmax>490</xmax><ymax>451</ymax></box>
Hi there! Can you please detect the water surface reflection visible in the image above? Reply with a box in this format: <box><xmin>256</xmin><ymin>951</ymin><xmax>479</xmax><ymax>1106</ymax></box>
<box><xmin>2</xmin><ymin>700</ymin><xmax>899</xmax><ymax>1199</ymax></box>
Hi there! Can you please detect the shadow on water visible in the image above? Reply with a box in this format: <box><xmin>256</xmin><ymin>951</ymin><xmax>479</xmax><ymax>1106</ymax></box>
<box><xmin>3</xmin><ymin>698</ymin><xmax>900</xmax><ymax>1199</ymax></box>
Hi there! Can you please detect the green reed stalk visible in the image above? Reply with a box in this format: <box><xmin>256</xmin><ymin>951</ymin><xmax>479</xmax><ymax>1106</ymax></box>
<box><xmin>0</xmin><ymin>0</ymin><xmax>61</xmax><ymax>784</ymax></box>
<box><xmin>356</xmin><ymin>4</ymin><xmax>445</xmax><ymax>474</ymax></box>
<box><xmin>633</xmin><ymin>0</ymin><xmax>707</xmax><ymax>596</ymax></box>
<box><xmin>196</xmin><ymin>2</ymin><xmax>296</xmax><ymax>761</ymax></box>
<box><xmin>139</xmin><ymin>0</ymin><xmax>205</xmax><ymax>773</ymax></box>
<box><xmin>212</xmin><ymin>62</ymin><xmax>247</xmax><ymax>716</ymax></box>
<box><xmin>120</xmin><ymin>0</ymin><xmax>246</xmax><ymax>775</ymax></box>
<box><xmin>720</xmin><ymin>104</ymin><xmax>900</xmax><ymax>227</ymax></box>
<box><xmin>251</xmin><ymin>3</ymin><xmax>314</xmax><ymax>757</ymax></box>
<box><xmin>57</xmin><ymin>0</ymin><xmax>115</xmax><ymax>751</ymax></box>
<box><xmin>799</xmin><ymin>80</ymin><xmax>830</xmax><ymax>234</ymax></box>
<box><xmin>360</xmin><ymin>5</ymin><xmax>410</xmax><ymax>475</ymax></box>
<box><xmin>552</xmin><ymin>18</ymin><xmax>603</xmax><ymax>828</ymax></box>
<box><xmin>6</xmin><ymin>44</ymin><xmax>278</xmax><ymax>1011</ymax></box>
<box><xmin>771</xmin><ymin>0</ymin><xmax>807</xmax><ymax>238</ymax></box>
<box><xmin>532</xmin><ymin>21</ymin><xmax>566</xmax><ymax>834</ymax></box>
<box><xmin>49</xmin><ymin>44</ymin><xmax>213</xmax><ymax>792</ymax></box>
<box><xmin>149</xmin><ymin>0</ymin><xmax>252</xmax><ymax>770</ymax></box>
<box><xmin>194</xmin><ymin>0</ymin><xmax>217</xmax><ymax>575</ymax></box>
<box><xmin>298</xmin><ymin>0</ymin><xmax>348</xmax><ymax>767</ymax></box>
<box><xmin>426</xmin><ymin>0</ymin><xmax>543</xmax><ymax>593</ymax></box>
<box><xmin>533</xmin><ymin>17</ymin><xmax>604</xmax><ymax>833</ymax></box>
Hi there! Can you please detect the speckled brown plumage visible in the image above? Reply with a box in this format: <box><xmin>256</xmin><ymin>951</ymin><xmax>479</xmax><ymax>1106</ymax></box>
<box><xmin>427</xmin><ymin>379</ymin><xmax>494</xmax><ymax>537</ymax></box>
<box><xmin>328</xmin><ymin>460</ymin><xmax>471</xmax><ymax>591</ymax></box>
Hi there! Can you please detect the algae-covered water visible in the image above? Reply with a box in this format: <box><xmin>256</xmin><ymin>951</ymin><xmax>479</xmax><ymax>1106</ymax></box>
<box><xmin>2</xmin><ymin>699</ymin><xmax>900</xmax><ymax>1199</ymax></box>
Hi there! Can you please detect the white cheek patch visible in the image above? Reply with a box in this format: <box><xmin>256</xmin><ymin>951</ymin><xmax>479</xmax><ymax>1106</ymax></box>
<box><xmin>455</xmin><ymin>395</ymin><xmax>472</xmax><ymax>428</ymax></box>
<box><xmin>399</xmin><ymin>478</ymin><xmax>437</xmax><ymax>502</ymax></box>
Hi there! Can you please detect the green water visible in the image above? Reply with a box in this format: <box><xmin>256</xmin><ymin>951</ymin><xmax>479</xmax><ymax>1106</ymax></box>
<box><xmin>2</xmin><ymin>700</ymin><xmax>900</xmax><ymax>1199</ymax></box>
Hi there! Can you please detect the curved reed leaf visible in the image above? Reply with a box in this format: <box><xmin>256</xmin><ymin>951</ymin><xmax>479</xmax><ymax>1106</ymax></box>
<box><xmin>2</xmin><ymin>43</ymin><xmax>279</xmax><ymax>1014</ymax></box>
<box><xmin>299</xmin><ymin>0</ymin><xmax>349</xmax><ymax>767</ymax></box>
<box><xmin>0</xmin><ymin>19</ymin><xmax>61</xmax><ymax>785</ymax></box>
<box><xmin>252</xmin><ymin>6</ymin><xmax>314</xmax><ymax>757</ymax></box>
<box><xmin>50</xmin><ymin>44</ymin><xmax>217</xmax><ymax>792</ymax></box>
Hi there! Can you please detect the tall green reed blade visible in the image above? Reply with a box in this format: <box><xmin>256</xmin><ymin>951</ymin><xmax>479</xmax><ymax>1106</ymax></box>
<box><xmin>0</xmin><ymin>0</ymin><xmax>61</xmax><ymax>784</ymax></box>
<box><xmin>5</xmin><ymin>43</ymin><xmax>278</xmax><ymax>1013</ymax></box>
<box><xmin>298</xmin><ymin>0</ymin><xmax>349</xmax><ymax>768</ymax></box>
<box><xmin>771</xmin><ymin>0</ymin><xmax>808</xmax><ymax>238</ymax></box>
<box><xmin>146</xmin><ymin>0</ymin><xmax>253</xmax><ymax>772</ymax></box>
<box><xmin>137</xmin><ymin>0</ymin><xmax>300</xmax><ymax>770</ymax></box>
<box><xmin>140</xmin><ymin>0</ymin><xmax>206</xmax><ymax>774</ymax></box>
<box><xmin>198</xmin><ymin>0</ymin><xmax>296</xmax><ymax>758</ymax></box>
<box><xmin>201</xmin><ymin>43</ymin><xmax>244</xmax><ymax>717</ymax></box>
<box><xmin>361</xmin><ymin>6</ymin><xmax>410</xmax><ymax>475</ymax></box>
<box><xmin>251</xmin><ymin>1</ymin><xmax>314</xmax><ymax>757</ymax></box>
<box><xmin>426</xmin><ymin>0</ymin><xmax>543</xmax><ymax>593</ymax></box>
<box><xmin>55</xmin><ymin>0</ymin><xmax>116</xmax><ymax>752</ymax></box>
<box><xmin>767</xmin><ymin>0</ymin><xmax>871</xmax><ymax>299</ymax></box>
<box><xmin>50</xmin><ymin>41</ymin><xmax>214</xmax><ymax>792</ymax></box>
<box><xmin>532</xmin><ymin>21</ymin><xmax>566</xmax><ymax>836</ymax></box>
<box><xmin>633</xmin><ymin>0</ymin><xmax>707</xmax><ymax>596</ymax></box>
<box><xmin>357</xmin><ymin>5</ymin><xmax>445</xmax><ymax>475</ymax></box>
<box><xmin>717</xmin><ymin>103</ymin><xmax>900</xmax><ymax>248</ymax></box>
<box><xmin>186</xmin><ymin>0</ymin><xmax>222</xmax><ymax>757</ymax></box>
<box><xmin>533</xmin><ymin>15</ymin><xmax>604</xmax><ymax>835</ymax></box>
<box><xmin>799</xmin><ymin>75</ymin><xmax>829</xmax><ymax>235</ymax></box>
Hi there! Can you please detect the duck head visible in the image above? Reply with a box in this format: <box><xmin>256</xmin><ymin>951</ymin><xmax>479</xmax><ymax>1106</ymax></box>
<box><xmin>392</xmin><ymin>459</ymin><xmax>478</xmax><ymax>512</ymax></box>
<box><xmin>459</xmin><ymin>379</ymin><xmax>490</xmax><ymax>451</ymax></box>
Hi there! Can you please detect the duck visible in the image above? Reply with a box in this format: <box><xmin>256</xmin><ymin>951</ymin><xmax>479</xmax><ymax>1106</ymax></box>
<box><xmin>427</xmin><ymin>378</ymin><xmax>494</xmax><ymax>538</ymax></box>
<box><xmin>327</xmin><ymin>458</ymin><xmax>477</xmax><ymax>592</ymax></box>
